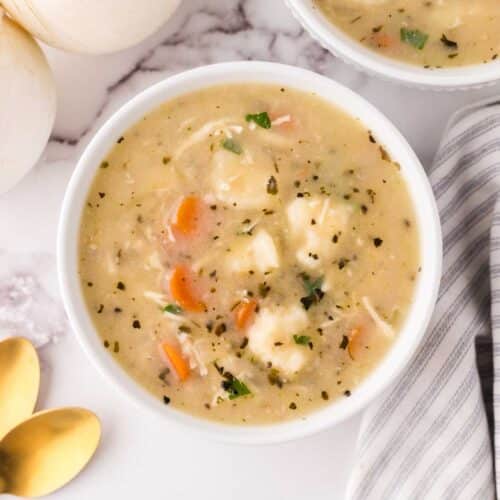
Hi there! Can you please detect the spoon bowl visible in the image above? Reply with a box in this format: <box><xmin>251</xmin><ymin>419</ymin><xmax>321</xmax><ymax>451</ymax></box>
<box><xmin>0</xmin><ymin>338</ymin><xmax>39</xmax><ymax>438</ymax></box>
<box><xmin>0</xmin><ymin>408</ymin><xmax>101</xmax><ymax>498</ymax></box>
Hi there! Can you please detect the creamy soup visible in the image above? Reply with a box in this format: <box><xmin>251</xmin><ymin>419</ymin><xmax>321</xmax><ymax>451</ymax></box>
<box><xmin>315</xmin><ymin>0</ymin><xmax>500</xmax><ymax>68</ymax></box>
<box><xmin>79</xmin><ymin>84</ymin><xmax>419</xmax><ymax>425</ymax></box>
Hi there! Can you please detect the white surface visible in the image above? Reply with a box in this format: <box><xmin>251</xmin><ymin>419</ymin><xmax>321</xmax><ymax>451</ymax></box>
<box><xmin>1</xmin><ymin>0</ymin><xmax>500</xmax><ymax>498</ymax></box>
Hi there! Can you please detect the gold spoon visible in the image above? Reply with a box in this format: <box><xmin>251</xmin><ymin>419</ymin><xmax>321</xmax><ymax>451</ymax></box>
<box><xmin>0</xmin><ymin>408</ymin><xmax>101</xmax><ymax>498</ymax></box>
<box><xmin>0</xmin><ymin>338</ymin><xmax>40</xmax><ymax>439</ymax></box>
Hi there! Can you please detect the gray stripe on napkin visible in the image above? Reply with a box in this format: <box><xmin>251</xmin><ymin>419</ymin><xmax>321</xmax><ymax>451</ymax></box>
<box><xmin>347</xmin><ymin>99</ymin><xmax>500</xmax><ymax>500</ymax></box>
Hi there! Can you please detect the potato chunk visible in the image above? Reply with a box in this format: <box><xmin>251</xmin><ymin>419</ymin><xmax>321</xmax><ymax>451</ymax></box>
<box><xmin>226</xmin><ymin>229</ymin><xmax>280</xmax><ymax>274</ymax></box>
<box><xmin>210</xmin><ymin>149</ymin><xmax>276</xmax><ymax>210</ymax></box>
<box><xmin>286</xmin><ymin>196</ymin><xmax>351</xmax><ymax>269</ymax></box>
<box><xmin>247</xmin><ymin>305</ymin><xmax>310</xmax><ymax>378</ymax></box>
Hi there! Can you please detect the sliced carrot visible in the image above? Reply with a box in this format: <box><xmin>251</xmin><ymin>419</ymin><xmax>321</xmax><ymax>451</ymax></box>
<box><xmin>371</xmin><ymin>32</ymin><xmax>395</xmax><ymax>49</ymax></box>
<box><xmin>170</xmin><ymin>265</ymin><xmax>205</xmax><ymax>312</ymax></box>
<box><xmin>161</xmin><ymin>342</ymin><xmax>190</xmax><ymax>381</ymax></box>
<box><xmin>348</xmin><ymin>327</ymin><xmax>365</xmax><ymax>360</ymax></box>
<box><xmin>171</xmin><ymin>196</ymin><xmax>204</xmax><ymax>236</ymax></box>
<box><xmin>234</xmin><ymin>299</ymin><xmax>258</xmax><ymax>330</ymax></box>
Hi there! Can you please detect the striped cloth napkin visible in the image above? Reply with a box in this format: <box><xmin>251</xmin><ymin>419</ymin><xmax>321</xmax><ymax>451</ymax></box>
<box><xmin>346</xmin><ymin>98</ymin><xmax>500</xmax><ymax>500</ymax></box>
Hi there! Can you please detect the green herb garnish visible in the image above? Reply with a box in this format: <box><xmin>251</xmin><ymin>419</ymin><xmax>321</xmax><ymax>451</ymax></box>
<box><xmin>221</xmin><ymin>372</ymin><xmax>251</xmax><ymax>399</ymax></box>
<box><xmin>400</xmin><ymin>28</ymin><xmax>428</xmax><ymax>50</ymax></box>
<box><xmin>221</xmin><ymin>138</ymin><xmax>242</xmax><ymax>155</ymax></box>
<box><xmin>299</xmin><ymin>273</ymin><xmax>324</xmax><ymax>310</ymax></box>
<box><xmin>293</xmin><ymin>334</ymin><xmax>311</xmax><ymax>346</ymax></box>
<box><xmin>245</xmin><ymin>112</ymin><xmax>271</xmax><ymax>129</ymax></box>
<box><xmin>164</xmin><ymin>304</ymin><xmax>182</xmax><ymax>315</ymax></box>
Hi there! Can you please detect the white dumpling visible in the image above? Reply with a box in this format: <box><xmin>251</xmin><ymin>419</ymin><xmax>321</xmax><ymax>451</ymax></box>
<box><xmin>226</xmin><ymin>229</ymin><xmax>280</xmax><ymax>274</ymax></box>
<box><xmin>286</xmin><ymin>196</ymin><xmax>352</xmax><ymax>269</ymax></box>
<box><xmin>210</xmin><ymin>149</ymin><xmax>276</xmax><ymax>210</ymax></box>
<box><xmin>247</xmin><ymin>305</ymin><xmax>310</xmax><ymax>378</ymax></box>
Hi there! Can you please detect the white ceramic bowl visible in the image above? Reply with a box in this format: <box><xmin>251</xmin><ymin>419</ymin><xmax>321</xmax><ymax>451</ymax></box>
<box><xmin>58</xmin><ymin>61</ymin><xmax>442</xmax><ymax>444</ymax></box>
<box><xmin>286</xmin><ymin>0</ymin><xmax>500</xmax><ymax>90</ymax></box>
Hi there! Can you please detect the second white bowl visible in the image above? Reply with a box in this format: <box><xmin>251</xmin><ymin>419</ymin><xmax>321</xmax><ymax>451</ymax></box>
<box><xmin>286</xmin><ymin>0</ymin><xmax>500</xmax><ymax>91</ymax></box>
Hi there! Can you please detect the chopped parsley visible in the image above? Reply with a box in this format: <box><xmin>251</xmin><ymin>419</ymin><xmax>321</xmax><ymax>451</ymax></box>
<box><xmin>221</xmin><ymin>372</ymin><xmax>251</xmax><ymax>399</ymax></box>
<box><xmin>158</xmin><ymin>368</ymin><xmax>170</xmax><ymax>382</ymax></box>
<box><xmin>268</xmin><ymin>369</ymin><xmax>284</xmax><ymax>388</ymax></box>
<box><xmin>400</xmin><ymin>28</ymin><xmax>428</xmax><ymax>50</ymax></box>
<box><xmin>258</xmin><ymin>282</ymin><xmax>271</xmax><ymax>298</ymax></box>
<box><xmin>339</xmin><ymin>335</ymin><xmax>349</xmax><ymax>350</ymax></box>
<box><xmin>245</xmin><ymin>111</ymin><xmax>271</xmax><ymax>129</ymax></box>
<box><xmin>267</xmin><ymin>176</ymin><xmax>279</xmax><ymax>195</ymax></box>
<box><xmin>440</xmin><ymin>34</ymin><xmax>458</xmax><ymax>49</ymax></box>
<box><xmin>293</xmin><ymin>334</ymin><xmax>311</xmax><ymax>346</ymax></box>
<box><xmin>163</xmin><ymin>304</ymin><xmax>183</xmax><ymax>315</ymax></box>
<box><xmin>299</xmin><ymin>273</ymin><xmax>324</xmax><ymax>310</ymax></box>
<box><xmin>221</xmin><ymin>138</ymin><xmax>242</xmax><ymax>155</ymax></box>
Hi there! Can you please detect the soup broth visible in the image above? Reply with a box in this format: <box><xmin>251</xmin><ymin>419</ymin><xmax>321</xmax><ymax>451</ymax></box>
<box><xmin>315</xmin><ymin>0</ymin><xmax>500</xmax><ymax>68</ymax></box>
<box><xmin>79</xmin><ymin>84</ymin><xmax>419</xmax><ymax>425</ymax></box>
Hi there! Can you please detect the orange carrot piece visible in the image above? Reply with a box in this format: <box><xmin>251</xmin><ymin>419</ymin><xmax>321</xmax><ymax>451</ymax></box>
<box><xmin>348</xmin><ymin>327</ymin><xmax>364</xmax><ymax>360</ymax></box>
<box><xmin>372</xmin><ymin>32</ymin><xmax>395</xmax><ymax>48</ymax></box>
<box><xmin>170</xmin><ymin>265</ymin><xmax>205</xmax><ymax>312</ymax></box>
<box><xmin>161</xmin><ymin>342</ymin><xmax>190</xmax><ymax>381</ymax></box>
<box><xmin>171</xmin><ymin>196</ymin><xmax>203</xmax><ymax>236</ymax></box>
<box><xmin>234</xmin><ymin>299</ymin><xmax>258</xmax><ymax>330</ymax></box>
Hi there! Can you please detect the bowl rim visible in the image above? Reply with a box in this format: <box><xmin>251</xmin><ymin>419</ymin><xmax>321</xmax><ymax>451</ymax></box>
<box><xmin>57</xmin><ymin>61</ymin><xmax>442</xmax><ymax>445</ymax></box>
<box><xmin>286</xmin><ymin>0</ymin><xmax>500</xmax><ymax>90</ymax></box>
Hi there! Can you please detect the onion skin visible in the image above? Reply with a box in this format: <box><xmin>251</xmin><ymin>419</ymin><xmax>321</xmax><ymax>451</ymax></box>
<box><xmin>0</xmin><ymin>13</ymin><xmax>56</xmax><ymax>194</ymax></box>
<box><xmin>1</xmin><ymin>0</ymin><xmax>182</xmax><ymax>54</ymax></box>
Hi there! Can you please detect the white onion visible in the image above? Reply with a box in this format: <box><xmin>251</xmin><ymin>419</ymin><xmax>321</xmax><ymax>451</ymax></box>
<box><xmin>1</xmin><ymin>0</ymin><xmax>182</xmax><ymax>54</ymax></box>
<box><xmin>0</xmin><ymin>11</ymin><xmax>56</xmax><ymax>194</ymax></box>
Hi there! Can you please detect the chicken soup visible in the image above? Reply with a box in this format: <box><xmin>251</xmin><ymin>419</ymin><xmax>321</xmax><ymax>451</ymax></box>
<box><xmin>315</xmin><ymin>0</ymin><xmax>500</xmax><ymax>68</ymax></box>
<box><xmin>79</xmin><ymin>84</ymin><xmax>419</xmax><ymax>425</ymax></box>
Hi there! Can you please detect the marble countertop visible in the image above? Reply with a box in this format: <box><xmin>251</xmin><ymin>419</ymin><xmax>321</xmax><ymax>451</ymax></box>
<box><xmin>1</xmin><ymin>1</ymin><xmax>499</xmax><ymax>498</ymax></box>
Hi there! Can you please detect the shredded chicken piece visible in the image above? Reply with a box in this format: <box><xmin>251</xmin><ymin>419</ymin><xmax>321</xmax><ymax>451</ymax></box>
<box><xmin>163</xmin><ymin>312</ymin><xmax>186</xmax><ymax>323</ymax></box>
<box><xmin>165</xmin><ymin>225</ymin><xmax>176</xmax><ymax>243</ymax></box>
<box><xmin>173</xmin><ymin>118</ymin><xmax>240</xmax><ymax>160</ymax></box>
<box><xmin>178</xmin><ymin>333</ymin><xmax>208</xmax><ymax>376</ymax></box>
<box><xmin>320</xmin><ymin>317</ymin><xmax>341</xmax><ymax>328</ymax></box>
<box><xmin>143</xmin><ymin>290</ymin><xmax>167</xmax><ymax>306</ymax></box>
<box><xmin>106</xmin><ymin>254</ymin><xmax>118</xmax><ymax>274</ymax></box>
<box><xmin>146</xmin><ymin>252</ymin><xmax>162</xmax><ymax>271</ymax></box>
<box><xmin>362</xmin><ymin>296</ymin><xmax>395</xmax><ymax>337</ymax></box>
<box><xmin>271</xmin><ymin>114</ymin><xmax>291</xmax><ymax>126</ymax></box>
<box><xmin>318</xmin><ymin>198</ymin><xmax>330</xmax><ymax>226</ymax></box>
